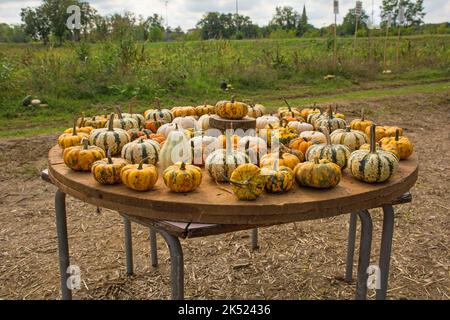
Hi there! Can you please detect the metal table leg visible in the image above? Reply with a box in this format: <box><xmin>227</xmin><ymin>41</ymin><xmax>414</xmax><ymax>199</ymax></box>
<box><xmin>376</xmin><ymin>205</ymin><xmax>395</xmax><ymax>300</ymax></box>
<box><xmin>157</xmin><ymin>230</ymin><xmax>184</xmax><ymax>300</ymax></box>
<box><xmin>251</xmin><ymin>228</ymin><xmax>259</xmax><ymax>251</ymax></box>
<box><xmin>123</xmin><ymin>216</ymin><xmax>133</xmax><ymax>276</ymax></box>
<box><xmin>55</xmin><ymin>190</ymin><xmax>72</xmax><ymax>300</ymax></box>
<box><xmin>345</xmin><ymin>212</ymin><xmax>358</xmax><ymax>283</ymax></box>
<box><xmin>149</xmin><ymin>228</ymin><xmax>158</xmax><ymax>267</ymax></box>
<box><xmin>355</xmin><ymin>210</ymin><xmax>373</xmax><ymax>300</ymax></box>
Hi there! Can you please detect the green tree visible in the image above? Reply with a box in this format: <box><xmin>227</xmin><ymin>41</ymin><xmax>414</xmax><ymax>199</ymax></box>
<box><xmin>270</xmin><ymin>6</ymin><xmax>299</xmax><ymax>30</ymax></box>
<box><xmin>20</xmin><ymin>6</ymin><xmax>51</xmax><ymax>44</ymax></box>
<box><xmin>197</xmin><ymin>12</ymin><xmax>225</xmax><ymax>39</ymax></box>
<box><xmin>381</xmin><ymin>0</ymin><xmax>426</xmax><ymax>26</ymax></box>
<box><xmin>297</xmin><ymin>5</ymin><xmax>313</xmax><ymax>36</ymax></box>
<box><xmin>341</xmin><ymin>8</ymin><xmax>369</xmax><ymax>35</ymax></box>
<box><xmin>41</xmin><ymin>0</ymin><xmax>80</xmax><ymax>45</ymax></box>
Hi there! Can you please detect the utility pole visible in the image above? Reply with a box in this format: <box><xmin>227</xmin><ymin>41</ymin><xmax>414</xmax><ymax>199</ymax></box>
<box><xmin>353</xmin><ymin>1</ymin><xmax>362</xmax><ymax>59</ymax></box>
<box><xmin>333</xmin><ymin>1</ymin><xmax>339</xmax><ymax>68</ymax></box>
<box><xmin>165</xmin><ymin>0</ymin><xmax>169</xmax><ymax>30</ymax></box>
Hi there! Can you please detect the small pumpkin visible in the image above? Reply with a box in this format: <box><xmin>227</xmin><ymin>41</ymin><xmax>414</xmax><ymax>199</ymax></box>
<box><xmin>260</xmin><ymin>152</ymin><xmax>300</xmax><ymax>170</ymax></box>
<box><xmin>330</xmin><ymin>126</ymin><xmax>368</xmax><ymax>152</ymax></box>
<box><xmin>384</xmin><ymin>126</ymin><xmax>404</xmax><ymax>137</ymax></box>
<box><xmin>163</xmin><ymin>162</ymin><xmax>202</xmax><ymax>193</ymax></box>
<box><xmin>287</xmin><ymin>121</ymin><xmax>313</xmax><ymax>133</ymax></box>
<box><xmin>299</xmin><ymin>131</ymin><xmax>327</xmax><ymax>144</ymax></box>
<box><xmin>350</xmin><ymin>108</ymin><xmax>373</xmax><ymax>132</ymax></box>
<box><xmin>306</xmin><ymin>127</ymin><xmax>351</xmax><ymax>169</ymax></box>
<box><xmin>172</xmin><ymin>106</ymin><xmax>197</xmax><ymax>118</ymax></box>
<box><xmin>59</xmin><ymin>119</ymin><xmax>89</xmax><ymax>150</ymax></box>
<box><xmin>365</xmin><ymin>125</ymin><xmax>388</xmax><ymax>142</ymax></box>
<box><xmin>230</xmin><ymin>164</ymin><xmax>267</xmax><ymax>201</ymax></box>
<box><xmin>278</xmin><ymin>100</ymin><xmax>302</xmax><ymax>119</ymax></box>
<box><xmin>333</xmin><ymin>105</ymin><xmax>346</xmax><ymax>119</ymax></box>
<box><xmin>105</xmin><ymin>107</ymin><xmax>139</xmax><ymax>131</ymax></box>
<box><xmin>379</xmin><ymin>129</ymin><xmax>413</xmax><ymax>160</ymax></box>
<box><xmin>127</xmin><ymin>128</ymin><xmax>154</xmax><ymax>141</ymax></box>
<box><xmin>121</xmin><ymin>158</ymin><xmax>159</xmax><ymax>192</ymax></box>
<box><xmin>289</xmin><ymin>137</ymin><xmax>316</xmax><ymax>156</ymax></box>
<box><xmin>195</xmin><ymin>103</ymin><xmax>215</xmax><ymax>117</ymax></box>
<box><xmin>256</xmin><ymin>114</ymin><xmax>280</xmax><ymax>129</ymax></box>
<box><xmin>63</xmin><ymin>139</ymin><xmax>106</xmax><ymax>171</ymax></box>
<box><xmin>126</xmin><ymin>105</ymin><xmax>146</xmax><ymax>128</ymax></box>
<box><xmin>143</xmin><ymin>112</ymin><xmax>167</xmax><ymax>133</ymax></box>
<box><xmin>197</xmin><ymin>114</ymin><xmax>211</xmax><ymax>130</ymax></box>
<box><xmin>215</xmin><ymin>96</ymin><xmax>249</xmax><ymax>120</ymax></box>
<box><xmin>121</xmin><ymin>139</ymin><xmax>160</xmax><ymax>165</ymax></box>
<box><xmin>145</xmin><ymin>98</ymin><xmax>174</xmax><ymax>123</ymax></box>
<box><xmin>294</xmin><ymin>158</ymin><xmax>342</xmax><ymax>189</ymax></box>
<box><xmin>261</xmin><ymin>161</ymin><xmax>295</xmax><ymax>194</ymax></box>
<box><xmin>91</xmin><ymin>149</ymin><xmax>128</xmax><ymax>185</ymax></box>
<box><xmin>205</xmin><ymin>131</ymin><xmax>249</xmax><ymax>182</ymax></box>
<box><xmin>314</xmin><ymin>105</ymin><xmax>347</xmax><ymax>132</ymax></box>
<box><xmin>157</xmin><ymin>123</ymin><xmax>189</xmax><ymax>139</ymax></box>
<box><xmin>247</xmin><ymin>103</ymin><xmax>265</xmax><ymax>118</ymax></box>
<box><xmin>348</xmin><ymin>125</ymin><xmax>399</xmax><ymax>183</ymax></box>
<box><xmin>306</xmin><ymin>108</ymin><xmax>324</xmax><ymax>125</ymax></box>
<box><xmin>159</xmin><ymin>126</ymin><xmax>192</xmax><ymax>169</ymax></box>
<box><xmin>173</xmin><ymin>116</ymin><xmax>197</xmax><ymax>129</ymax></box>
<box><xmin>83</xmin><ymin>115</ymin><xmax>108</xmax><ymax>129</ymax></box>
<box><xmin>300</xmin><ymin>105</ymin><xmax>321</xmax><ymax>119</ymax></box>
<box><xmin>89</xmin><ymin>114</ymin><xmax>131</xmax><ymax>155</ymax></box>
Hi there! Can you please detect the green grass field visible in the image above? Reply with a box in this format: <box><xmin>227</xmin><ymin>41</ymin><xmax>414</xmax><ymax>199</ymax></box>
<box><xmin>0</xmin><ymin>35</ymin><xmax>449</xmax><ymax>137</ymax></box>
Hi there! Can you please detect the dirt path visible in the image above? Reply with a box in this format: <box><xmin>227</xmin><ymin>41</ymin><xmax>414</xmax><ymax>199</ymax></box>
<box><xmin>0</xmin><ymin>91</ymin><xmax>449</xmax><ymax>300</ymax></box>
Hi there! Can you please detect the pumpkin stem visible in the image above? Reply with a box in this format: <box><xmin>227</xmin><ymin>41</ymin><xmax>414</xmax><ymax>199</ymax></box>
<box><xmin>283</xmin><ymin>99</ymin><xmax>292</xmax><ymax>112</ymax></box>
<box><xmin>108</xmin><ymin>113</ymin><xmax>114</xmax><ymax>131</ymax></box>
<box><xmin>155</xmin><ymin>98</ymin><xmax>161</xmax><ymax>110</ymax></box>
<box><xmin>361</xmin><ymin>108</ymin><xmax>365</xmax><ymax>121</ymax></box>
<box><xmin>313</xmin><ymin>158</ymin><xmax>320</xmax><ymax>165</ymax></box>
<box><xmin>321</xmin><ymin>126</ymin><xmax>332</xmax><ymax>146</ymax></box>
<box><xmin>107</xmin><ymin>149</ymin><xmax>113</xmax><ymax>164</ymax></box>
<box><xmin>72</xmin><ymin>117</ymin><xmax>78</xmax><ymax>136</ymax></box>
<box><xmin>80</xmin><ymin>112</ymin><xmax>86</xmax><ymax>127</ymax></box>
<box><xmin>231</xmin><ymin>95</ymin><xmax>236</xmax><ymax>103</ymax></box>
<box><xmin>115</xmin><ymin>106</ymin><xmax>124</xmax><ymax>120</ymax></box>
<box><xmin>346</xmin><ymin>126</ymin><xmax>351</xmax><ymax>132</ymax></box>
<box><xmin>138</xmin><ymin>156</ymin><xmax>151</xmax><ymax>170</ymax></box>
<box><xmin>180</xmin><ymin>162</ymin><xmax>186</xmax><ymax>170</ymax></box>
<box><xmin>395</xmin><ymin>129</ymin><xmax>400</xmax><ymax>141</ymax></box>
<box><xmin>327</xmin><ymin>105</ymin><xmax>334</xmax><ymax>119</ymax></box>
<box><xmin>82</xmin><ymin>138</ymin><xmax>89</xmax><ymax>150</ymax></box>
<box><xmin>370</xmin><ymin>125</ymin><xmax>377</xmax><ymax>153</ymax></box>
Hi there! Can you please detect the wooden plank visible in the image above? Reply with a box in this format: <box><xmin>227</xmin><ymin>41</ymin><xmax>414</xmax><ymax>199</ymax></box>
<box><xmin>47</xmin><ymin>145</ymin><xmax>419</xmax><ymax>225</ymax></box>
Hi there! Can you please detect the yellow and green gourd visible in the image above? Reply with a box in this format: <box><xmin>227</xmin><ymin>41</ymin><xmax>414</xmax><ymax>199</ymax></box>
<box><xmin>230</xmin><ymin>163</ymin><xmax>267</xmax><ymax>201</ymax></box>
<box><xmin>91</xmin><ymin>149</ymin><xmax>128</xmax><ymax>185</ymax></box>
<box><xmin>163</xmin><ymin>162</ymin><xmax>202</xmax><ymax>193</ymax></box>
<box><xmin>121</xmin><ymin>158</ymin><xmax>159</xmax><ymax>191</ymax></box>
<box><xmin>215</xmin><ymin>96</ymin><xmax>249</xmax><ymax>120</ymax></box>
<box><xmin>294</xmin><ymin>158</ymin><xmax>342</xmax><ymax>189</ymax></box>
<box><xmin>89</xmin><ymin>113</ymin><xmax>131</xmax><ymax>156</ymax></box>
<box><xmin>63</xmin><ymin>139</ymin><xmax>106</xmax><ymax>171</ymax></box>
<box><xmin>348</xmin><ymin>125</ymin><xmax>400</xmax><ymax>183</ymax></box>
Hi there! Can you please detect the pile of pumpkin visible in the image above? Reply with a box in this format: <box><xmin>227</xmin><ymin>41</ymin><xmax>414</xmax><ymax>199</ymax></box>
<box><xmin>57</xmin><ymin>97</ymin><xmax>414</xmax><ymax>201</ymax></box>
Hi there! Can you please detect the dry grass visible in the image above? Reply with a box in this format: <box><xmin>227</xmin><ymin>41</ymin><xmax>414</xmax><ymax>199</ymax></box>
<box><xmin>0</xmin><ymin>91</ymin><xmax>449</xmax><ymax>300</ymax></box>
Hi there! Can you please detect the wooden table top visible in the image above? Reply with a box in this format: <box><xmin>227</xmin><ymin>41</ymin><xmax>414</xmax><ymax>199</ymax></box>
<box><xmin>48</xmin><ymin>146</ymin><xmax>418</xmax><ymax>225</ymax></box>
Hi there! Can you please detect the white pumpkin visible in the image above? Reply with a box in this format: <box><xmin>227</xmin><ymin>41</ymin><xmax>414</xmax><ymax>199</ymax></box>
<box><xmin>205</xmin><ymin>133</ymin><xmax>249</xmax><ymax>182</ymax></box>
<box><xmin>247</xmin><ymin>104</ymin><xmax>265</xmax><ymax>118</ymax></box>
<box><xmin>197</xmin><ymin>114</ymin><xmax>211</xmax><ymax>130</ymax></box>
<box><xmin>159</xmin><ymin>129</ymin><xmax>192</xmax><ymax>169</ymax></box>
<box><xmin>121</xmin><ymin>139</ymin><xmax>160</xmax><ymax>165</ymax></box>
<box><xmin>173</xmin><ymin>116</ymin><xmax>197</xmax><ymax>130</ymax></box>
<box><xmin>256</xmin><ymin>115</ymin><xmax>279</xmax><ymax>129</ymax></box>
<box><xmin>330</xmin><ymin>127</ymin><xmax>368</xmax><ymax>152</ymax></box>
<box><xmin>287</xmin><ymin>121</ymin><xmax>314</xmax><ymax>133</ymax></box>
<box><xmin>299</xmin><ymin>131</ymin><xmax>327</xmax><ymax>144</ymax></box>
<box><xmin>157</xmin><ymin>123</ymin><xmax>181</xmax><ymax>138</ymax></box>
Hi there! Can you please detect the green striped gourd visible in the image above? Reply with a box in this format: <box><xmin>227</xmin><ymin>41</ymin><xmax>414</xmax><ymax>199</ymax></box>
<box><xmin>145</xmin><ymin>98</ymin><xmax>174</xmax><ymax>123</ymax></box>
<box><xmin>126</xmin><ymin>105</ymin><xmax>146</xmax><ymax>129</ymax></box>
<box><xmin>121</xmin><ymin>139</ymin><xmax>160</xmax><ymax>165</ymax></box>
<box><xmin>348</xmin><ymin>125</ymin><xmax>399</xmax><ymax>183</ymax></box>
<box><xmin>105</xmin><ymin>107</ymin><xmax>139</xmax><ymax>130</ymax></box>
<box><xmin>330</xmin><ymin>126</ymin><xmax>368</xmax><ymax>152</ymax></box>
<box><xmin>205</xmin><ymin>129</ymin><xmax>249</xmax><ymax>182</ymax></box>
<box><xmin>306</xmin><ymin>127</ymin><xmax>351</xmax><ymax>169</ymax></box>
<box><xmin>89</xmin><ymin>114</ymin><xmax>131</xmax><ymax>156</ymax></box>
<box><xmin>314</xmin><ymin>105</ymin><xmax>347</xmax><ymax>132</ymax></box>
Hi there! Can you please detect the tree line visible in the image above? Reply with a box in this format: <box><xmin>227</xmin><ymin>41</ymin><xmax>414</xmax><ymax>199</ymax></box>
<box><xmin>0</xmin><ymin>0</ymin><xmax>448</xmax><ymax>44</ymax></box>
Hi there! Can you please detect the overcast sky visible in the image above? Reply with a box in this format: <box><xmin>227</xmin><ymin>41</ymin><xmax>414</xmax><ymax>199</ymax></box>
<box><xmin>0</xmin><ymin>0</ymin><xmax>448</xmax><ymax>30</ymax></box>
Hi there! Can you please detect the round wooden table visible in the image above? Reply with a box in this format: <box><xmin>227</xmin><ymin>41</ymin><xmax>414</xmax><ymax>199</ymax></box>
<box><xmin>46</xmin><ymin>146</ymin><xmax>419</xmax><ymax>300</ymax></box>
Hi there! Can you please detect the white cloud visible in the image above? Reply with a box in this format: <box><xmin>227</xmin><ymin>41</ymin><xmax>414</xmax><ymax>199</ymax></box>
<box><xmin>0</xmin><ymin>0</ymin><xmax>448</xmax><ymax>30</ymax></box>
